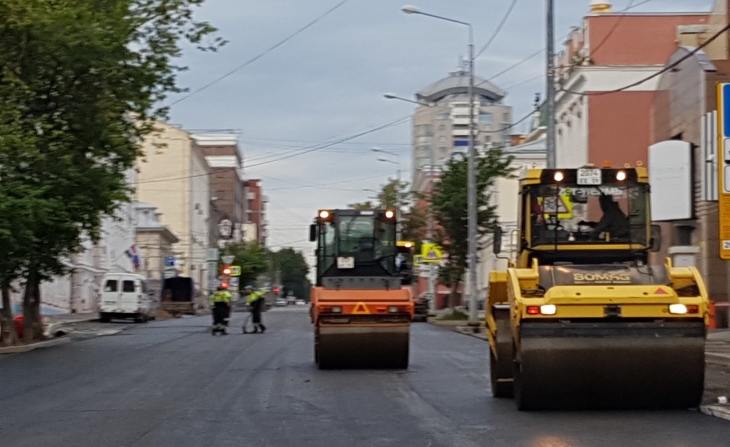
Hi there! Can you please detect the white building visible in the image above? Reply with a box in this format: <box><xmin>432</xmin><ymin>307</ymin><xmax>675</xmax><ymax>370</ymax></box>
<box><xmin>477</xmin><ymin>137</ymin><xmax>547</xmax><ymax>298</ymax></box>
<box><xmin>13</xmin><ymin>169</ymin><xmax>139</xmax><ymax>315</ymax></box>
<box><xmin>411</xmin><ymin>68</ymin><xmax>514</xmax><ymax>194</ymax></box>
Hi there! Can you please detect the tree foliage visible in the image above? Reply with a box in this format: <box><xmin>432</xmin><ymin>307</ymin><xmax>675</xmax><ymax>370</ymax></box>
<box><xmin>0</xmin><ymin>0</ymin><xmax>224</xmax><ymax>343</ymax></box>
<box><xmin>349</xmin><ymin>179</ymin><xmax>428</xmax><ymax>246</ymax></box>
<box><xmin>431</xmin><ymin>149</ymin><xmax>515</xmax><ymax>308</ymax></box>
<box><xmin>221</xmin><ymin>242</ymin><xmax>269</xmax><ymax>290</ymax></box>
<box><xmin>347</xmin><ymin>200</ymin><xmax>376</xmax><ymax>211</ymax></box>
<box><xmin>269</xmin><ymin>248</ymin><xmax>311</xmax><ymax>301</ymax></box>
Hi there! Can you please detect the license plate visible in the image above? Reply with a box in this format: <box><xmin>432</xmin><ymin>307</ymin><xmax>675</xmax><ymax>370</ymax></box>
<box><xmin>337</xmin><ymin>257</ymin><xmax>354</xmax><ymax>269</ymax></box>
<box><xmin>577</xmin><ymin>168</ymin><xmax>602</xmax><ymax>185</ymax></box>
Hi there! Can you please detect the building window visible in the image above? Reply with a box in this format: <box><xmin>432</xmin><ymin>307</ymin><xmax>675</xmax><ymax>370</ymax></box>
<box><xmin>479</xmin><ymin>113</ymin><xmax>492</xmax><ymax>123</ymax></box>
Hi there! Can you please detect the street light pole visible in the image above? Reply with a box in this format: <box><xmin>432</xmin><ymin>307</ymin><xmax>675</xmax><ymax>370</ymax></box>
<box><xmin>373</xmin><ymin>148</ymin><xmax>402</xmax><ymax>238</ymax></box>
<box><xmin>402</xmin><ymin>5</ymin><xmax>479</xmax><ymax>325</ymax></box>
<box><xmin>384</xmin><ymin>93</ymin><xmax>439</xmax><ymax>312</ymax></box>
<box><xmin>546</xmin><ymin>0</ymin><xmax>557</xmax><ymax>168</ymax></box>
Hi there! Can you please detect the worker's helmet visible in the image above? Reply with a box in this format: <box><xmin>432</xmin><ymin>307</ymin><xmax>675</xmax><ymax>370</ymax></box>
<box><xmin>245</xmin><ymin>285</ymin><xmax>254</xmax><ymax>290</ymax></box>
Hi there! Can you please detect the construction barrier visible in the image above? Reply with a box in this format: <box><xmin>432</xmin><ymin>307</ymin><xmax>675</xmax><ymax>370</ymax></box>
<box><xmin>710</xmin><ymin>301</ymin><xmax>730</xmax><ymax>329</ymax></box>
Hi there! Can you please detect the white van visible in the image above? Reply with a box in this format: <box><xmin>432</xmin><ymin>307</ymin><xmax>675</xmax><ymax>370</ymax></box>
<box><xmin>99</xmin><ymin>273</ymin><xmax>157</xmax><ymax>323</ymax></box>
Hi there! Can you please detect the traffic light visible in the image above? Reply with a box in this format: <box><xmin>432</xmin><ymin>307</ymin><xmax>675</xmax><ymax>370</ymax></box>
<box><xmin>222</xmin><ymin>265</ymin><xmax>231</xmax><ymax>275</ymax></box>
<box><xmin>221</xmin><ymin>280</ymin><xmax>229</xmax><ymax>289</ymax></box>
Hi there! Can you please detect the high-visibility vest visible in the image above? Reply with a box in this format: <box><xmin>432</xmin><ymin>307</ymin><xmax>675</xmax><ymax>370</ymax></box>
<box><xmin>211</xmin><ymin>291</ymin><xmax>232</xmax><ymax>305</ymax></box>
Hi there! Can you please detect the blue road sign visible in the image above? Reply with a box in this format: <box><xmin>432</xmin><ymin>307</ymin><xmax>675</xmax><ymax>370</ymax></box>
<box><xmin>165</xmin><ymin>256</ymin><xmax>175</xmax><ymax>267</ymax></box>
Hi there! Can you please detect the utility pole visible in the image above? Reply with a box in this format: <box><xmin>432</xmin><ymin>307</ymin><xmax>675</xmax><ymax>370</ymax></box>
<box><xmin>466</xmin><ymin>25</ymin><xmax>479</xmax><ymax>326</ymax></box>
<box><xmin>546</xmin><ymin>0</ymin><xmax>557</xmax><ymax>168</ymax></box>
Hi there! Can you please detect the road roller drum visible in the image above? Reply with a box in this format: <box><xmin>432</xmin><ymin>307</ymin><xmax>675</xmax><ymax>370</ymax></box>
<box><xmin>513</xmin><ymin>321</ymin><xmax>706</xmax><ymax>410</ymax></box>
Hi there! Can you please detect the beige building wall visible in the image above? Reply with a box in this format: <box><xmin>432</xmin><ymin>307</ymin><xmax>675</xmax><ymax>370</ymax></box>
<box><xmin>136</xmin><ymin>121</ymin><xmax>211</xmax><ymax>297</ymax></box>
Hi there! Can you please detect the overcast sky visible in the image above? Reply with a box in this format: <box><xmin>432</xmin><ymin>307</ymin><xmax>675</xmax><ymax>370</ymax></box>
<box><xmin>168</xmin><ymin>0</ymin><xmax>714</xmax><ymax>266</ymax></box>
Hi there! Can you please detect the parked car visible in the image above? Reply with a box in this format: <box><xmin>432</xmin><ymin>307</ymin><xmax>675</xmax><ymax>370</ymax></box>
<box><xmin>295</xmin><ymin>299</ymin><xmax>306</xmax><ymax>306</ymax></box>
<box><xmin>274</xmin><ymin>298</ymin><xmax>287</xmax><ymax>307</ymax></box>
<box><xmin>99</xmin><ymin>273</ymin><xmax>157</xmax><ymax>323</ymax></box>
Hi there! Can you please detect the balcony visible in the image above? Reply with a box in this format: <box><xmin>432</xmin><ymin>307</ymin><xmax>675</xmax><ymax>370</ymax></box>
<box><xmin>452</xmin><ymin>128</ymin><xmax>471</xmax><ymax>137</ymax></box>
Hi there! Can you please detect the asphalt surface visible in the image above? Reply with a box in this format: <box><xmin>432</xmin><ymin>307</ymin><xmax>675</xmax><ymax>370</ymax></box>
<box><xmin>1</xmin><ymin>307</ymin><xmax>729</xmax><ymax>447</ymax></box>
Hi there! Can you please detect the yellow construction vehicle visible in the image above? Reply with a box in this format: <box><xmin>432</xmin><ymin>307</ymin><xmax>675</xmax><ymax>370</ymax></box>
<box><xmin>487</xmin><ymin>164</ymin><xmax>709</xmax><ymax>410</ymax></box>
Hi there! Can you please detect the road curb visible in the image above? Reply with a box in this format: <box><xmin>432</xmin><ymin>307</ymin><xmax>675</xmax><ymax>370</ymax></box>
<box><xmin>428</xmin><ymin>320</ymin><xmax>488</xmax><ymax>340</ymax></box>
<box><xmin>0</xmin><ymin>337</ymin><xmax>71</xmax><ymax>354</ymax></box>
<box><xmin>699</xmin><ymin>405</ymin><xmax>730</xmax><ymax>421</ymax></box>
<box><xmin>706</xmin><ymin>352</ymin><xmax>730</xmax><ymax>365</ymax></box>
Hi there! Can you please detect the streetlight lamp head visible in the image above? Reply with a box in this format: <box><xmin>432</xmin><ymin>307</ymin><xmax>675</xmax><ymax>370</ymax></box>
<box><xmin>384</xmin><ymin>93</ymin><xmax>396</xmax><ymax>99</ymax></box>
<box><xmin>402</xmin><ymin>5</ymin><xmax>420</xmax><ymax>14</ymax></box>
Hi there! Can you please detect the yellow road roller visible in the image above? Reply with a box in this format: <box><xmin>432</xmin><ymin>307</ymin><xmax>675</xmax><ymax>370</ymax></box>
<box><xmin>309</xmin><ymin>208</ymin><xmax>414</xmax><ymax>369</ymax></box>
<box><xmin>486</xmin><ymin>164</ymin><xmax>709</xmax><ymax>410</ymax></box>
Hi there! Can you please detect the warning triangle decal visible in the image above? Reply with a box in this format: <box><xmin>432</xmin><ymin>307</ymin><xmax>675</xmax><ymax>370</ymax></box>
<box><xmin>352</xmin><ymin>302</ymin><xmax>371</xmax><ymax>314</ymax></box>
<box><xmin>425</xmin><ymin>248</ymin><xmax>440</xmax><ymax>261</ymax></box>
<box><xmin>654</xmin><ymin>287</ymin><xmax>669</xmax><ymax>295</ymax></box>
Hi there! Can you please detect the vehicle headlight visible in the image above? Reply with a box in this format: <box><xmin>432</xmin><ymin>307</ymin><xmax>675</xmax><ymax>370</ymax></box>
<box><xmin>669</xmin><ymin>304</ymin><xmax>687</xmax><ymax>315</ymax></box>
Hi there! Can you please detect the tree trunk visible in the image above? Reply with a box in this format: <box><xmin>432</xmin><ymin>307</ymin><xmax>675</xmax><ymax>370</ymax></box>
<box><xmin>448</xmin><ymin>282</ymin><xmax>459</xmax><ymax>310</ymax></box>
<box><xmin>0</xmin><ymin>281</ymin><xmax>17</xmax><ymax>347</ymax></box>
<box><xmin>23</xmin><ymin>270</ymin><xmax>43</xmax><ymax>343</ymax></box>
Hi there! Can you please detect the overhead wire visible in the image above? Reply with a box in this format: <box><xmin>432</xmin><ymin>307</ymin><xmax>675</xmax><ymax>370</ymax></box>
<box><xmin>475</xmin><ymin>0</ymin><xmax>519</xmax><ymax>59</ymax></box>
<box><xmin>135</xmin><ymin>115</ymin><xmax>410</xmax><ymax>184</ymax></box>
<box><xmin>560</xmin><ymin>23</ymin><xmax>730</xmax><ymax>97</ymax></box>
<box><xmin>474</xmin><ymin>0</ymin><xmax>654</xmax><ymax>91</ymax></box>
<box><xmin>244</xmin><ymin>116</ymin><xmax>410</xmax><ymax>163</ymax></box>
<box><xmin>244</xmin><ymin>116</ymin><xmax>411</xmax><ymax>168</ymax></box>
<box><xmin>169</xmin><ymin>0</ymin><xmax>353</xmax><ymax>106</ymax></box>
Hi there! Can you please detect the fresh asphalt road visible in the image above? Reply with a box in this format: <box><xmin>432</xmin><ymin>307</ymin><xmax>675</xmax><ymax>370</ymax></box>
<box><xmin>1</xmin><ymin>307</ymin><xmax>729</xmax><ymax>447</ymax></box>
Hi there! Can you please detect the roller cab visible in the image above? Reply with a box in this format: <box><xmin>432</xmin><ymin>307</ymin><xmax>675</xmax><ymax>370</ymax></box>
<box><xmin>309</xmin><ymin>209</ymin><xmax>414</xmax><ymax>369</ymax></box>
<box><xmin>487</xmin><ymin>165</ymin><xmax>709</xmax><ymax>410</ymax></box>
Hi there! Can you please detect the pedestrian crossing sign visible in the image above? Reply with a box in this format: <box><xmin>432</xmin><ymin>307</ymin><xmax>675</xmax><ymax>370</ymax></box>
<box><xmin>352</xmin><ymin>302</ymin><xmax>370</xmax><ymax>314</ymax></box>
<box><xmin>421</xmin><ymin>243</ymin><xmax>443</xmax><ymax>263</ymax></box>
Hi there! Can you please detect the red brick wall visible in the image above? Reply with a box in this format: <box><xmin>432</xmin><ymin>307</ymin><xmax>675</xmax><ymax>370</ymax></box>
<box><xmin>588</xmin><ymin>14</ymin><xmax>709</xmax><ymax>66</ymax></box>
<box><xmin>587</xmin><ymin>91</ymin><xmax>655</xmax><ymax>168</ymax></box>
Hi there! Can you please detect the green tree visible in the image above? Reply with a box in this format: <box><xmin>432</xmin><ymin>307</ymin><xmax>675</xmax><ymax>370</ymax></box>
<box><xmin>0</xmin><ymin>0</ymin><xmax>224</xmax><ymax>342</ymax></box>
<box><xmin>221</xmin><ymin>242</ymin><xmax>269</xmax><ymax>290</ymax></box>
<box><xmin>347</xmin><ymin>200</ymin><xmax>376</xmax><ymax>210</ymax></box>
<box><xmin>431</xmin><ymin>149</ymin><xmax>515</xmax><ymax>309</ymax></box>
<box><xmin>357</xmin><ymin>179</ymin><xmax>427</xmax><ymax>247</ymax></box>
<box><xmin>269</xmin><ymin>248</ymin><xmax>311</xmax><ymax>301</ymax></box>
